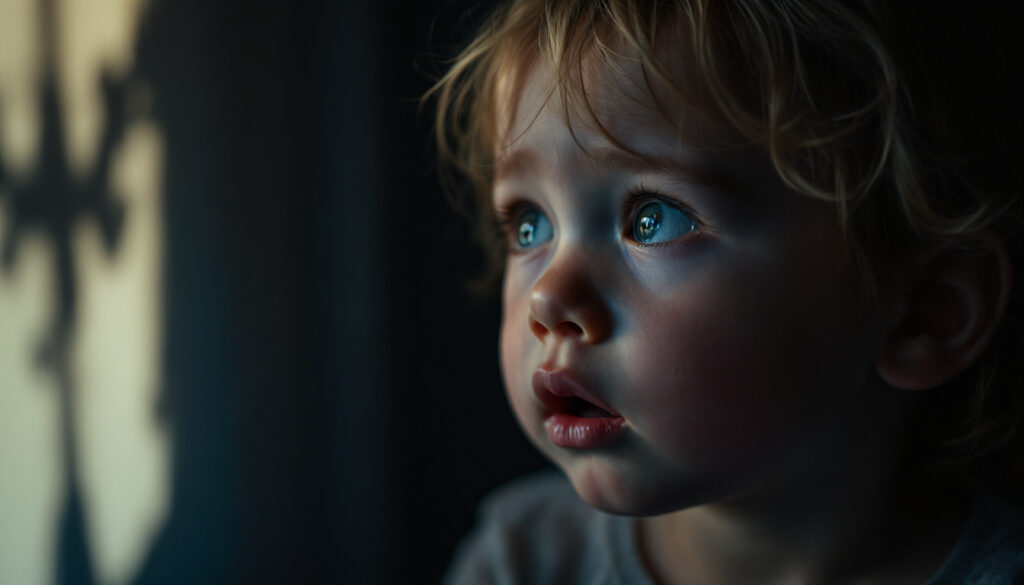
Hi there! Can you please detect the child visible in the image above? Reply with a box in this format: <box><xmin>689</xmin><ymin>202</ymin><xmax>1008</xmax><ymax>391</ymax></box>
<box><xmin>429</xmin><ymin>1</ymin><xmax>1024</xmax><ymax>583</ymax></box>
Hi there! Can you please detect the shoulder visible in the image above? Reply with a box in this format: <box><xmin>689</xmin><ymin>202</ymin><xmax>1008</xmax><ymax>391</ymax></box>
<box><xmin>930</xmin><ymin>493</ymin><xmax>1024</xmax><ymax>585</ymax></box>
<box><xmin>442</xmin><ymin>470</ymin><xmax>650</xmax><ymax>585</ymax></box>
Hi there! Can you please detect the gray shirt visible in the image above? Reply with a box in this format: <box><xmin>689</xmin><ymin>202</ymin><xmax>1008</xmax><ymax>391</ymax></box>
<box><xmin>444</xmin><ymin>471</ymin><xmax>1024</xmax><ymax>585</ymax></box>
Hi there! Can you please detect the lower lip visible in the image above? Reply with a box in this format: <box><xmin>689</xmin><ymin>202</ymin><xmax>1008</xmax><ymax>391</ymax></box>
<box><xmin>544</xmin><ymin>414</ymin><xmax>626</xmax><ymax>449</ymax></box>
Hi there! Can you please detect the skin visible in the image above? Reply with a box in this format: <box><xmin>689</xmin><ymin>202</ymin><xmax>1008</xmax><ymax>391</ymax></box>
<box><xmin>493</xmin><ymin>56</ymin><xmax>964</xmax><ymax>585</ymax></box>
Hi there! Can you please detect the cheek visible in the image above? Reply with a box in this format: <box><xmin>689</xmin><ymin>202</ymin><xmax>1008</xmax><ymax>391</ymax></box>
<box><xmin>629</xmin><ymin>301</ymin><xmax>784</xmax><ymax>455</ymax></box>
<box><xmin>624</xmin><ymin>268</ymin><xmax>874</xmax><ymax>469</ymax></box>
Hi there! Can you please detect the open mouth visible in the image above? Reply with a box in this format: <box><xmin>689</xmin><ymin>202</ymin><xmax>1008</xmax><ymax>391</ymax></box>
<box><xmin>542</xmin><ymin>394</ymin><xmax>615</xmax><ymax>418</ymax></box>
<box><xmin>532</xmin><ymin>368</ymin><xmax>621</xmax><ymax>419</ymax></box>
<box><xmin>532</xmin><ymin>369</ymin><xmax>626</xmax><ymax>449</ymax></box>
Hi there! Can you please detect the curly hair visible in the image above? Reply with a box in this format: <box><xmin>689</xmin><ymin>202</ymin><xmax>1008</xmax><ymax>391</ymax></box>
<box><xmin>427</xmin><ymin>0</ymin><xmax>1023</xmax><ymax>493</ymax></box>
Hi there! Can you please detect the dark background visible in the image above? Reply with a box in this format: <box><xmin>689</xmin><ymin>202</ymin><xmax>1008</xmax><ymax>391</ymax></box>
<box><xmin>28</xmin><ymin>0</ymin><xmax>549</xmax><ymax>583</ymax></box>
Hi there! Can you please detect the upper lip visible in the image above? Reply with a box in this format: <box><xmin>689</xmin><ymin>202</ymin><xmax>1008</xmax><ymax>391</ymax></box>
<box><xmin>532</xmin><ymin>368</ymin><xmax>621</xmax><ymax>417</ymax></box>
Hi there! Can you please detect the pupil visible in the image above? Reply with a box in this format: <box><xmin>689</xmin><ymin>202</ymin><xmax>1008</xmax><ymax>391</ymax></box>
<box><xmin>518</xmin><ymin>219</ymin><xmax>535</xmax><ymax>246</ymax></box>
<box><xmin>638</xmin><ymin>208</ymin><xmax>661</xmax><ymax>240</ymax></box>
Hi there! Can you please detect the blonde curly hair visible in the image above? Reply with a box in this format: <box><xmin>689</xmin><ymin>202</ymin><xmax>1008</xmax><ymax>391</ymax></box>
<box><xmin>427</xmin><ymin>0</ymin><xmax>1023</xmax><ymax>493</ymax></box>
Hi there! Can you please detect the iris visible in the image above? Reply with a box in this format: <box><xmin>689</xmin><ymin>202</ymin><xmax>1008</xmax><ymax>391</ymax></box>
<box><xmin>633</xmin><ymin>201</ymin><xmax>697</xmax><ymax>244</ymax></box>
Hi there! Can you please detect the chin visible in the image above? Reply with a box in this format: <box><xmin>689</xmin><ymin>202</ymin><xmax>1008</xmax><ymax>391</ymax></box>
<box><xmin>559</xmin><ymin>457</ymin><xmax>706</xmax><ymax>517</ymax></box>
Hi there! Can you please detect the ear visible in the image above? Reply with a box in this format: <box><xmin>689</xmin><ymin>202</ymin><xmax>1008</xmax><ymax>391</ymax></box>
<box><xmin>876</xmin><ymin>236</ymin><xmax>1013</xmax><ymax>391</ymax></box>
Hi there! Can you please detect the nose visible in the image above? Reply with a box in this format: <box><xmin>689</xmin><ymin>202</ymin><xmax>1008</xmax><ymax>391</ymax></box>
<box><xmin>528</xmin><ymin>252</ymin><xmax>613</xmax><ymax>345</ymax></box>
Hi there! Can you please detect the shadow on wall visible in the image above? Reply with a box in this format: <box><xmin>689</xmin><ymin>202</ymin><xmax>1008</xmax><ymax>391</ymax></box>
<box><xmin>0</xmin><ymin>0</ymin><xmax>296</xmax><ymax>582</ymax></box>
<box><xmin>0</xmin><ymin>0</ymin><xmax>168</xmax><ymax>583</ymax></box>
<box><xmin>0</xmin><ymin>0</ymin><xmax>544</xmax><ymax>583</ymax></box>
<box><xmin>0</xmin><ymin>0</ymin><xmax>391</xmax><ymax>583</ymax></box>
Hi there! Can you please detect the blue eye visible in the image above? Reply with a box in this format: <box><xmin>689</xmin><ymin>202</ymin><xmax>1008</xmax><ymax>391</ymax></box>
<box><xmin>632</xmin><ymin>201</ymin><xmax>698</xmax><ymax>244</ymax></box>
<box><xmin>516</xmin><ymin>209</ymin><xmax>553</xmax><ymax>249</ymax></box>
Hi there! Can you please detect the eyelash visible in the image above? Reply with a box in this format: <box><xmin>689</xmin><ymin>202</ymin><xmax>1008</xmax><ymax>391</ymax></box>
<box><xmin>493</xmin><ymin>184</ymin><xmax>702</xmax><ymax>251</ymax></box>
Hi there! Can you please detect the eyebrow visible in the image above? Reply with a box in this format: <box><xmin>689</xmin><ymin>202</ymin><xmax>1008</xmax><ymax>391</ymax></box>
<box><xmin>494</xmin><ymin>146</ymin><xmax>743</xmax><ymax>195</ymax></box>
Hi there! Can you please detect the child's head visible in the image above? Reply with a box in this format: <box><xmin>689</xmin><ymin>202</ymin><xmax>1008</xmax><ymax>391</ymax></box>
<box><xmin>430</xmin><ymin>0</ymin><xmax>1022</xmax><ymax>511</ymax></box>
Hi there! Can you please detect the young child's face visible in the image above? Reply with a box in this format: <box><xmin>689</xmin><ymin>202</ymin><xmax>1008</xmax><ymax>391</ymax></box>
<box><xmin>494</xmin><ymin>54</ymin><xmax>906</xmax><ymax>515</ymax></box>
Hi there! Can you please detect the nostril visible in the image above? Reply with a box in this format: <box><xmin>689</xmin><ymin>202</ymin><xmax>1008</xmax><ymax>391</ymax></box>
<box><xmin>530</xmin><ymin>316</ymin><xmax>585</xmax><ymax>341</ymax></box>
<box><xmin>554</xmin><ymin>322</ymin><xmax>584</xmax><ymax>337</ymax></box>
<box><xmin>530</xmin><ymin>318</ymin><xmax>549</xmax><ymax>340</ymax></box>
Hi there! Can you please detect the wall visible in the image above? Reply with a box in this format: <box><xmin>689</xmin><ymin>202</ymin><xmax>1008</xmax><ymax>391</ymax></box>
<box><xmin>0</xmin><ymin>1</ymin><xmax>546</xmax><ymax>584</ymax></box>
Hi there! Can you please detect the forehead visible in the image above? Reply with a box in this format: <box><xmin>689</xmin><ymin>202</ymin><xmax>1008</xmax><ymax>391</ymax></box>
<box><xmin>493</xmin><ymin>45</ymin><xmax>756</xmax><ymax>185</ymax></box>
<box><xmin>494</xmin><ymin>33</ymin><xmax>745</xmax><ymax>171</ymax></box>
